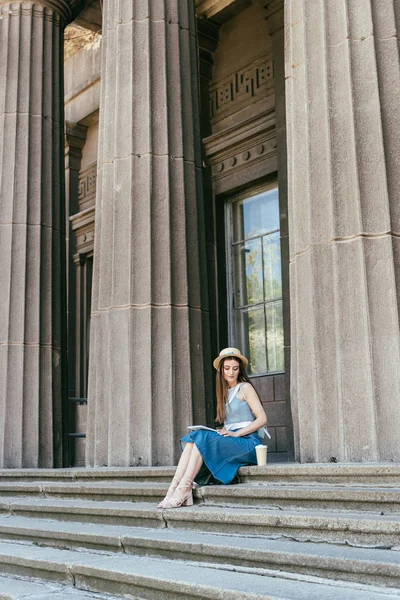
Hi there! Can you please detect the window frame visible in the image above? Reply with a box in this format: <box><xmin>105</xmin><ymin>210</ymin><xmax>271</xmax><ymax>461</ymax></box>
<box><xmin>225</xmin><ymin>180</ymin><xmax>284</xmax><ymax>377</ymax></box>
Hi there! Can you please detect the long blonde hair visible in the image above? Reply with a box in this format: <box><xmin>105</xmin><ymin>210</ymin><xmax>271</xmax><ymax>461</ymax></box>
<box><xmin>215</xmin><ymin>357</ymin><xmax>254</xmax><ymax>422</ymax></box>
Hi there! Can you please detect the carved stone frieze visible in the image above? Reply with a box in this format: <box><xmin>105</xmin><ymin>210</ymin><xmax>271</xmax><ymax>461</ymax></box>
<box><xmin>70</xmin><ymin>206</ymin><xmax>95</xmax><ymax>255</ymax></box>
<box><xmin>209</xmin><ymin>55</ymin><xmax>274</xmax><ymax>122</ymax></box>
<box><xmin>78</xmin><ymin>162</ymin><xmax>97</xmax><ymax>210</ymax></box>
<box><xmin>203</xmin><ymin>110</ymin><xmax>276</xmax><ymax>181</ymax></box>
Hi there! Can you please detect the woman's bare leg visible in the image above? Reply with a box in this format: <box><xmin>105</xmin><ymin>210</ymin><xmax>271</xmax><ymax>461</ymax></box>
<box><xmin>173</xmin><ymin>443</ymin><xmax>196</xmax><ymax>482</ymax></box>
<box><xmin>157</xmin><ymin>443</ymin><xmax>197</xmax><ymax>507</ymax></box>
<box><xmin>163</xmin><ymin>445</ymin><xmax>204</xmax><ymax>509</ymax></box>
<box><xmin>180</xmin><ymin>443</ymin><xmax>203</xmax><ymax>483</ymax></box>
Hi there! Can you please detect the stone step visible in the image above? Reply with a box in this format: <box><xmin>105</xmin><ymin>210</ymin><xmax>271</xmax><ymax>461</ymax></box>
<box><xmin>0</xmin><ymin>541</ymin><xmax>400</xmax><ymax>600</ymax></box>
<box><xmin>0</xmin><ymin>574</ymin><xmax>116</xmax><ymax>599</ymax></box>
<box><xmin>0</xmin><ymin>467</ymin><xmax>175</xmax><ymax>484</ymax></box>
<box><xmin>1</xmin><ymin>496</ymin><xmax>400</xmax><ymax>546</ymax></box>
<box><xmin>0</xmin><ymin>480</ymin><xmax>399</xmax><ymax>513</ymax></box>
<box><xmin>0</xmin><ymin>515</ymin><xmax>399</xmax><ymax>588</ymax></box>
<box><xmin>240</xmin><ymin>463</ymin><xmax>400</xmax><ymax>485</ymax></box>
<box><xmin>0</xmin><ymin>481</ymin><xmax>168</xmax><ymax>503</ymax></box>
<box><xmin>0</xmin><ymin>463</ymin><xmax>400</xmax><ymax>486</ymax></box>
<box><xmin>200</xmin><ymin>483</ymin><xmax>400</xmax><ymax>512</ymax></box>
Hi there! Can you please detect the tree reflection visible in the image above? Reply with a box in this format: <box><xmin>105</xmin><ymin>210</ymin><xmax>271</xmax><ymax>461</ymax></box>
<box><xmin>237</xmin><ymin>235</ymin><xmax>284</xmax><ymax>375</ymax></box>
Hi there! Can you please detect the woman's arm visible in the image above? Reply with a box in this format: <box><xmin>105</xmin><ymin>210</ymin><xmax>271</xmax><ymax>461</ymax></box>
<box><xmin>222</xmin><ymin>383</ymin><xmax>267</xmax><ymax>438</ymax></box>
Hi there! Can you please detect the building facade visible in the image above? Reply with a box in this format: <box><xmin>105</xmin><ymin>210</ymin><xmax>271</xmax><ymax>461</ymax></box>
<box><xmin>1</xmin><ymin>0</ymin><xmax>399</xmax><ymax>469</ymax></box>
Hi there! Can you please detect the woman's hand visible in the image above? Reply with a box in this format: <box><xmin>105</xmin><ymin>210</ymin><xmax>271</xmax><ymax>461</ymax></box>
<box><xmin>218</xmin><ymin>428</ymin><xmax>240</xmax><ymax>437</ymax></box>
<box><xmin>224</xmin><ymin>430</ymin><xmax>240</xmax><ymax>437</ymax></box>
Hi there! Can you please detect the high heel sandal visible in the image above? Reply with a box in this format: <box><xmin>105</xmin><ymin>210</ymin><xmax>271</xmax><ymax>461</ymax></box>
<box><xmin>162</xmin><ymin>477</ymin><xmax>194</xmax><ymax>509</ymax></box>
<box><xmin>157</xmin><ymin>476</ymin><xmax>181</xmax><ymax>508</ymax></box>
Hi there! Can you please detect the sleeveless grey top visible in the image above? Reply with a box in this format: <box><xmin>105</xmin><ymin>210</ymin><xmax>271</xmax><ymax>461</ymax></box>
<box><xmin>224</xmin><ymin>383</ymin><xmax>266</xmax><ymax>439</ymax></box>
<box><xmin>225</xmin><ymin>384</ymin><xmax>255</xmax><ymax>426</ymax></box>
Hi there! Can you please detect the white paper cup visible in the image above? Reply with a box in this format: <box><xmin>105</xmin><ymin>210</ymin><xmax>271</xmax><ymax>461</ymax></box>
<box><xmin>255</xmin><ymin>444</ymin><xmax>268</xmax><ymax>466</ymax></box>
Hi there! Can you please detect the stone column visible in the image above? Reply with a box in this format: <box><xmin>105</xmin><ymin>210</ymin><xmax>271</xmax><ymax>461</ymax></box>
<box><xmin>286</xmin><ymin>0</ymin><xmax>400</xmax><ymax>462</ymax></box>
<box><xmin>65</xmin><ymin>122</ymin><xmax>87</xmax><ymax>401</ymax></box>
<box><xmin>0</xmin><ymin>1</ymin><xmax>76</xmax><ymax>467</ymax></box>
<box><xmin>86</xmin><ymin>0</ymin><xmax>212</xmax><ymax>467</ymax></box>
<box><xmin>265</xmin><ymin>0</ymin><xmax>294</xmax><ymax>460</ymax></box>
<box><xmin>197</xmin><ymin>18</ymin><xmax>220</xmax><ymax>367</ymax></box>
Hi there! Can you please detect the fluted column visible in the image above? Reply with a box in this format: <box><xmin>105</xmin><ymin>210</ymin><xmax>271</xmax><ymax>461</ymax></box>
<box><xmin>64</xmin><ymin>122</ymin><xmax>87</xmax><ymax>400</ymax></box>
<box><xmin>0</xmin><ymin>1</ymin><xmax>76</xmax><ymax>467</ymax></box>
<box><xmin>197</xmin><ymin>18</ymin><xmax>220</xmax><ymax>367</ymax></box>
<box><xmin>265</xmin><ymin>0</ymin><xmax>294</xmax><ymax>460</ymax></box>
<box><xmin>286</xmin><ymin>0</ymin><xmax>400</xmax><ymax>462</ymax></box>
<box><xmin>87</xmin><ymin>0</ymin><xmax>212</xmax><ymax>467</ymax></box>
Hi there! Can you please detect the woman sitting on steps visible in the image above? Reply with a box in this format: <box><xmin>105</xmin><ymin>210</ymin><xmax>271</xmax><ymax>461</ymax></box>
<box><xmin>158</xmin><ymin>347</ymin><xmax>268</xmax><ymax>509</ymax></box>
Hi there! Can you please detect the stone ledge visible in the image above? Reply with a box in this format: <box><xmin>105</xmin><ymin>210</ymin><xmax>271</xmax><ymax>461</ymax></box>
<box><xmin>0</xmin><ymin>573</ymin><xmax>114</xmax><ymax>599</ymax></box>
<box><xmin>0</xmin><ymin>467</ymin><xmax>176</xmax><ymax>482</ymax></box>
<box><xmin>0</xmin><ymin>497</ymin><xmax>400</xmax><ymax>545</ymax></box>
<box><xmin>0</xmin><ymin>517</ymin><xmax>399</xmax><ymax>589</ymax></box>
<box><xmin>0</xmin><ymin>542</ymin><xmax>399</xmax><ymax>600</ymax></box>
<box><xmin>0</xmin><ymin>480</ymin><xmax>399</xmax><ymax>513</ymax></box>
<box><xmin>239</xmin><ymin>463</ymin><xmax>400</xmax><ymax>484</ymax></box>
<box><xmin>1</xmin><ymin>463</ymin><xmax>399</xmax><ymax>483</ymax></box>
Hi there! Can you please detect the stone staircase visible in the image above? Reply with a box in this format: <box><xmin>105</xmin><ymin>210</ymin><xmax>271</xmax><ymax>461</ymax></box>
<box><xmin>0</xmin><ymin>464</ymin><xmax>399</xmax><ymax>599</ymax></box>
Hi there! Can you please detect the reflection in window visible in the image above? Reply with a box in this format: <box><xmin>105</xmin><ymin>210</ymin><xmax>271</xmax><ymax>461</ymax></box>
<box><xmin>230</xmin><ymin>188</ymin><xmax>284</xmax><ymax>375</ymax></box>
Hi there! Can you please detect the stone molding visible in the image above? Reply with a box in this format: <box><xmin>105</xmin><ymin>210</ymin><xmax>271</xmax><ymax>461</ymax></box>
<box><xmin>65</xmin><ymin>122</ymin><xmax>87</xmax><ymax>170</ymax></box>
<box><xmin>204</xmin><ymin>110</ymin><xmax>276</xmax><ymax>180</ymax></box>
<box><xmin>196</xmin><ymin>0</ymin><xmax>237</xmax><ymax>19</ymax></box>
<box><xmin>264</xmin><ymin>0</ymin><xmax>284</xmax><ymax>35</ymax></box>
<box><xmin>197</xmin><ymin>17</ymin><xmax>220</xmax><ymax>80</ymax></box>
<box><xmin>74</xmin><ymin>0</ymin><xmax>101</xmax><ymax>32</ymax></box>
<box><xmin>209</xmin><ymin>54</ymin><xmax>274</xmax><ymax>122</ymax></box>
<box><xmin>0</xmin><ymin>0</ymin><xmax>81</xmax><ymax>26</ymax></box>
<box><xmin>197</xmin><ymin>16</ymin><xmax>220</xmax><ymax>54</ymax></box>
<box><xmin>70</xmin><ymin>206</ymin><xmax>95</xmax><ymax>255</ymax></box>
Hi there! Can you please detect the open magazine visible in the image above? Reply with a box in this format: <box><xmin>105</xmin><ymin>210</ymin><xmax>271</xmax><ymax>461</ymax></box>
<box><xmin>187</xmin><ymin>425</ymin><xmax>271</xmax><ymax>439</ymax></box>
<box><xmin>187</xmin><ymin>425</ymin><xmax>217</xmax><ymax>432</ymax></box>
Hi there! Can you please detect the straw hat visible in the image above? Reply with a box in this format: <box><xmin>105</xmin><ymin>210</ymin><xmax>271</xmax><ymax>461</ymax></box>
<box><xmin>213</xmin><ymin>347</ymin><xmax>249</xmax><ymax>371</ymax></box>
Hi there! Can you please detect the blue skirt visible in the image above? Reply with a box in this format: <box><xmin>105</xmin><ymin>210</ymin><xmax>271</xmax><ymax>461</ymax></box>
<box><xmin>180</xmin><ymin>429</ymin><xmax>260</xmax><ymax>485</ymax></box>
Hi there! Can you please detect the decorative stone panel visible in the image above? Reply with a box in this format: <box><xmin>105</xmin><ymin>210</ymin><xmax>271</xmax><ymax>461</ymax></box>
<box><xmin>210</xmin><ymin>55</ymin><xmax>274</xmax><ymax>122</ymax></box>
<box><xmin>78</xmin><ymin>163</ymin><xmax>97</xmax><ymax>211</ymax></box>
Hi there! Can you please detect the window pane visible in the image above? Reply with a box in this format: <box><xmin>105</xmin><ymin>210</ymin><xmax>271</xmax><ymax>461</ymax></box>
<box><xmin>263</xmin><ymin>232</ymin><xmax>282</xmax><ymax>302</ymax></box>
<box><xmin>235</xmin><ymin>306</ymin><xmax>267</xmax><ymax>375</ymax></box>
<box><xmin>265</xmin><ymin>300</ymin><xmax>284</xmax><ymax>372</ymax></box>
<box><xmin>233</xmin><ymin>239</ymin><xmax>263</xmax><ymax>307</ymax></box>
<box><xmin>229</xmin><ymin>185</ymin><xmax>283</xmax><ymax>376</ymax></box>
<box><xmin>232</xmin><ymin>188</ymin><xmax>279</xmax><ymax>243</ymax></box>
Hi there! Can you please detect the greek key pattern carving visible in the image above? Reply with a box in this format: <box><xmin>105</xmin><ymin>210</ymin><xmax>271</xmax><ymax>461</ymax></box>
<box><xmin>78</xmin><ymin>164</ymin><xmax>97</xmax><ymax>203</ymax></box>
<box><xmin>209</xmin><ymin>57</ymin><xmax>273</xmax><ymax>119</ymax></box>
